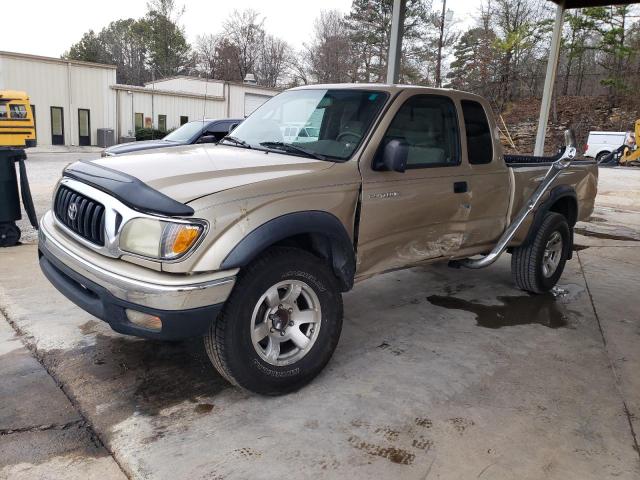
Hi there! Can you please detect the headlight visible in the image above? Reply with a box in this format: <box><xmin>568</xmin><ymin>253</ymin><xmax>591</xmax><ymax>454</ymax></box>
<box><xmin>119</xmin><ymin>218</ymin><xmax>205</xmax><ymax>260</ymax></box>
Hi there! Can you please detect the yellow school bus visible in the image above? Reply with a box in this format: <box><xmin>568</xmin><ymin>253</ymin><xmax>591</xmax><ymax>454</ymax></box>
<box><xmin>0</xmin><ymin>91</ymin><xmax>37</xmax><ymax>148</ymax></box>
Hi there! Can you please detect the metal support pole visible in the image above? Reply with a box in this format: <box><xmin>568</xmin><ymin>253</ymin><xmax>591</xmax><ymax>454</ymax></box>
<box><xmin>386</xmin><ymin>0</ymin><xmax>406</xmax><ymax>84</ymax></box>
<box><xmin>534</xmin><ymin>2</ymin><xmax>564</xmax><ymax>156</ymax></box>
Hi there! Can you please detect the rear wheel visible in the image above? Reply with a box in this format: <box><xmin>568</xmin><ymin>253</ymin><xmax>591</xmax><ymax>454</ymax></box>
<box><xmin>511</xmin><ymin>212</ymin><xmax>571</xmax><ymax>293</ymax></box>
<box><xmin>204</xmin><ymin>247</ymin><xmax>343</xmax><ymax>395</ymax></box>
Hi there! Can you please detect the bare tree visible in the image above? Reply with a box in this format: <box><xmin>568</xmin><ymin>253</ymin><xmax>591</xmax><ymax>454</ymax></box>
<box><xmin>223</xmin><ymin>9</ymin><xmax>266</xmax><ymax>81</ymax></box>
<box><xmin>256</xmin><ymin>35</ymin><xmax>290</xmax><ymax>87</ymax></box>
<box><xmin>194</xmin><ymin>33</ymin><xmax>241</xmax><ymax>81</ymax></box>
<box><xmin>303</xmin><ymin>10</ymin><xmax>356</xmax><ymax>84</ymax></box>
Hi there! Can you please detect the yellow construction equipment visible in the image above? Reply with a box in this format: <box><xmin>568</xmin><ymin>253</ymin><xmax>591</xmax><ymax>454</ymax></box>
<box><xmin>0</xmin><ymin>91</ymin><xmax>36</xmax><ymax>148</ymax></box>
<box><xmin>620</xmin><ymin>119</ymin><xmax>639</xmax><ymax>166</ymax></box>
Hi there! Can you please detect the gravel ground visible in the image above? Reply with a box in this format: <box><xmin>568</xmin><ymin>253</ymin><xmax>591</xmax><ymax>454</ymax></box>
<box><xmin>15</xmin><ymin>152</ymin><xmax>100</xmax><ymax>244</ymax></box>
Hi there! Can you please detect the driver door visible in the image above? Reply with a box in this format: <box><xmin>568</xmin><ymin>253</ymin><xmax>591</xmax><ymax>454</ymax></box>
<box><xmin>356</xmin><ymin>91</ymin><xmax>470</xmax><ymax>277</ymax></box>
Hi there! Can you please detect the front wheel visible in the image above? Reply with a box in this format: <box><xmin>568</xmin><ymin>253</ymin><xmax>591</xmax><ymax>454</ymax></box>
<box><xmin>204</xmin><ymin>247</ymin><xmax>343</xmax><ymax>395</ymax></box>
<box><xmin>511</xmin><ymin>212</ymin><xmax>571</xmax><ymax>293</ymax></box>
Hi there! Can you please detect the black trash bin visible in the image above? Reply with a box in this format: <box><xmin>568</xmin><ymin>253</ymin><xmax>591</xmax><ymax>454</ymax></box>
<box><xmin>0</xmin><ymin>148</ymin><xmax>38</xmax><ymax>247</ymax></box>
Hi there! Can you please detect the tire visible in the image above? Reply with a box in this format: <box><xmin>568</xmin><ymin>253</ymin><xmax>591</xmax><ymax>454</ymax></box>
<box><xmin>204</xmin><ymin>247</ymin><xmax>343</xmax><ymax>395</ymax></box>
<box><xmin>0</xmin><ymin>222</ymin><xmax>21</xmax><ymax>248</ymax></box>
<box><xmin>595</xmin><ymin>151</ymin><xmax>611</xmax><ymax>164</ymax></box>
<box><xmin>511</xmin><ymin>212</ymin><xmax>571</xmax><ymax>294</ymax></box>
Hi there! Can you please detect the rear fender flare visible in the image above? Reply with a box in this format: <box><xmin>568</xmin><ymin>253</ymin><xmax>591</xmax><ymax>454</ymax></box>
<box><xmin>524</xmin><ymin>186</ymin><xmax>577</xmax><ymax>257</ymax></box>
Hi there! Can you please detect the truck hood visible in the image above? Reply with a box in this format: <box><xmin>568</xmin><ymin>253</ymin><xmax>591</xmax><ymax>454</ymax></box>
<box><xmin>92</xmin><ymin>144</ymin><xmax>334</xmax><ymax>204</ymax></box>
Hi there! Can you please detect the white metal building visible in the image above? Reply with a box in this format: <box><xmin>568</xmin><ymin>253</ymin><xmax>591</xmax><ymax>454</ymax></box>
<box><xmin>0</xmin><ymin>51</ymin><xmax>280</xmax><ymax>146</ymax></box>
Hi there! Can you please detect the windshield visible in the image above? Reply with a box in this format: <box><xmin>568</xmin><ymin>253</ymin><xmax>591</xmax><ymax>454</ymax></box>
<box><xmin>164</xmin><ymin>121</ymin><xmax>208</xmax><ymax>142</ymax></box>
<box><xmin>228</xmin><ymin>89</ymin><xmax>388</xmax><ymax>161</ymax></box>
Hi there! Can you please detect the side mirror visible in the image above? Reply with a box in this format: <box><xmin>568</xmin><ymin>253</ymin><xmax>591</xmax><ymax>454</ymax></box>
<box><xmin>378</xmin><ymin>139</ymin><xmax>408</xmax><ymax>173</ymax></box>
<box><xmin>197</xmin><ymin>135</ymin><xmax>218</xmax><ymax>144</ymax></box>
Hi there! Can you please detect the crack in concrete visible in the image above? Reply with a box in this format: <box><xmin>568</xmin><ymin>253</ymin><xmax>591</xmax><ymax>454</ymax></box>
<box><xmin>576</xmin><ymin>252</ymin><xmax>640</xmax><ymax>460</ymax></box>
<box><xmin>0</xmin><ymin>419</ymin><xmax>85</xmax><ymax>436</ymax></box>
<box><xmin>0</xmin><ymin>305</ymin><xmax>132</xmax><ymax>479</ymax></box>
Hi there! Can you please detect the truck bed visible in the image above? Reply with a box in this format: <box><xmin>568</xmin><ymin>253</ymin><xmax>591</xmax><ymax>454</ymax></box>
<box><xmin>505</xmin><ymin>156</ymin><xmax>598</xmax><ymax>245</ymax></box>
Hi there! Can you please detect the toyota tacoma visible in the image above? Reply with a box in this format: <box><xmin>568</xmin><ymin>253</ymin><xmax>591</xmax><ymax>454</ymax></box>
<box><xmin>38</xmin><ymin>84</ymin><xmax>598</xmax><ymax>395</ymax></box>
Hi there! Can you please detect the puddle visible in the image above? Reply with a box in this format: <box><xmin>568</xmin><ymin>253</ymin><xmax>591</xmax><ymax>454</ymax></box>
<box><xmin>427</xmin><ymin>291</ymin><xmax>574</xmax><ymax>329</ymax></box>
<box><xmin>574</xmin><ymin>227</ymin><xmax>639</xmax><ymax>242</ymax></box>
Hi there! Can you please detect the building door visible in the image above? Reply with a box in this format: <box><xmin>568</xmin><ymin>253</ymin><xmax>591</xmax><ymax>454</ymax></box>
<box><xmin>244</xmin><ymin>93</ymin><xmax>270</xmax><ymax>117</ymax></box>
<box><xmin>50</xmin><ymin>107</ymin><xmax>64</xmax><ymax>145</ymax></box>
<box><xmin>78</xmin><ymin>109</ymin><xmax>90</xmax><ymax>146</ymax></box>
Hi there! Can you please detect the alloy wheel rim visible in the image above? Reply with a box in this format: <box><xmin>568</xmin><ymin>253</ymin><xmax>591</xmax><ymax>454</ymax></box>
<box><xmin>250</xmin><ymin>280</ymin><xmax>322</xmax><ymax>367</ymax></box>
<box><xmin>542</xmin><ymin>231</ymin><xmax>563</xmax><ymax>278</ymax></box>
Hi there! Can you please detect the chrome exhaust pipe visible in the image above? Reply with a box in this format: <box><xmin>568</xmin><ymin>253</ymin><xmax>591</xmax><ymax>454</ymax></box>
<box><xmin>458</xmin><ymin>130</ymin><xmax>577</xmax><ymax>269</ymax></box>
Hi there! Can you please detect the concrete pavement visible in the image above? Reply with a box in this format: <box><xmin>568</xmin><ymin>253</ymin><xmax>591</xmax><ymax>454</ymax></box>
<box><xmin>0</xmin><ymin>156</ymin><xmax>639</xmax><ymax>479</ymax></box>
<box><xmin>0</xmin><ymin>314</ymin><xmax>126</xmax><ymax>479</ymax></box>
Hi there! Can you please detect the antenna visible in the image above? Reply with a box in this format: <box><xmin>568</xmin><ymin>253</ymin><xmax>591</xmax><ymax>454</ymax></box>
<box><xmin>202</xmin><ymin>76</ymin><xmax>208</xmax><ymax>138</ymax></box>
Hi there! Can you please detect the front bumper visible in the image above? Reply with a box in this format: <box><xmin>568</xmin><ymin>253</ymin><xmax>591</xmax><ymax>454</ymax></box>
<box><xmin>38</xmin><ymin>212</ymin><xmax>236</xmax><ymax>340</ymax></box>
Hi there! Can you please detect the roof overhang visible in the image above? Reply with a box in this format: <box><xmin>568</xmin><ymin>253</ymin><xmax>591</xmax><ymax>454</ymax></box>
<box><xmin>548</xmin><ymin>0</ymin><xmax>637</xmax><ymax>8</ymax></box>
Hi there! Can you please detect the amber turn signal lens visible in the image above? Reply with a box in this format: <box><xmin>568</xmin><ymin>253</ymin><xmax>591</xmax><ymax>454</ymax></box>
<box><xmin>171</xmin><ymin>225</ymin><xmax>201</xmax><ymax>255</ymax></box>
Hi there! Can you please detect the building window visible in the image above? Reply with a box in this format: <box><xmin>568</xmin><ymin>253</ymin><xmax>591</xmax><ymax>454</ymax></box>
<box><xmin>158</xmin><ymin>114</ymin><xmax>167</xmax><ymax>132</ymax></box>
<box><xmin>180</xmin><ymin>116</ymin><xmax>188</xmax><ymax>125</ymax></box>
<box><xmin>135</xmin><ymin>113</ymin><xmax>143</xmax><ymax>130</ymax></box>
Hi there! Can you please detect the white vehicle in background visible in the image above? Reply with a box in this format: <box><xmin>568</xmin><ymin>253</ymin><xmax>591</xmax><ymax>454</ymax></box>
<box><xmin>584</xmin><ymin>131</ymin><xmax>626</xmax><ymax>162</ymax></box>
<box><xmin>281</xmin><ymin>124</ymin><xmax>320</xmax><ymax>144</ymax></box>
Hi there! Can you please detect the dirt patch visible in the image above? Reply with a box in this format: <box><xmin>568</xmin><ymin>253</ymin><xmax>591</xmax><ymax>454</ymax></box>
<box><xmin>500</xmin><ymin>95</ymin><xmax>639</xmax><ymax>155</ymax></box>
<box><xmin>574</xmin><ymin>227</ymin><xmax>639</xmax><ymax>242</ymax></box>
<box><xmin>41</xmin><ymin>333</ymin><xmax>229</xmax><ymax>439</ymax></box>
<box><xmin>194</xmin><ymin>403</ymin><xmax>214</xmax><ymax>414</ymax></box>
<box><xmin>415</xmin><ymin>417</ymin><xmax>433</xmax><ymax>428</ymax></box>
<box><xmin>347</xmin><ymin>435</ymin><xmax>415</xmax><ymax>465</ymax></box>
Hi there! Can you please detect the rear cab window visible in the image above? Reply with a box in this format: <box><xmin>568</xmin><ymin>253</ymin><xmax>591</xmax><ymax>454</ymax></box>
<box><xmin>461</xmin><ymin>100</ymin><xmax>493</xmax><ymax>165</ymax></box>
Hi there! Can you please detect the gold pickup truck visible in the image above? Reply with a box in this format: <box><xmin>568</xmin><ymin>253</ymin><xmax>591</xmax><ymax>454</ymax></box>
<box><xmin>38</xmin><ymin>84</ymin><xmax>597</xmax><ymax>394</ymax></box>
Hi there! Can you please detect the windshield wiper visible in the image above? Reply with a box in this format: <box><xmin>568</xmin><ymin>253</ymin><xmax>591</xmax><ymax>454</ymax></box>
<box><xmin>259</xmin><ymin>141</ymin><xmax>328</xmax><ymax>161</ymax></box>
<box><xmin>220</xmin><ymin>135</ymin><xmax>251</xmax><ymax>148</ymax></box>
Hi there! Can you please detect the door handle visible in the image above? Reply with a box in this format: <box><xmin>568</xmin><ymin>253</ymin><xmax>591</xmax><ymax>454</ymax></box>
<box><xmin>453</xmin><ymin>181</ymin><xmax>468</xmax><ymax>193</ymax></box>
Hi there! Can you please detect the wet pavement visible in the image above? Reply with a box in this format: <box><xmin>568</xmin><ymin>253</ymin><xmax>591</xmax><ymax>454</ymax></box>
<box><xmin>0</xmin><ymin>155</ymin><xmax>639</xmax><ymax>479</ymax></box>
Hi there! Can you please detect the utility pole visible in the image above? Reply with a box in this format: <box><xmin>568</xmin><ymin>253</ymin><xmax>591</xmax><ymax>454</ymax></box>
<box><xmin>435</xmin><ymin>0</ymin><xmax>447</xmax><ymax>88</ymax></box>
<box><xmin>386</xmin><ymin>0</ymin><xmax>407</xmax><ymax>84</ymax></box>
<box><xmin>534</xmin><ymin>1</ymin><xmax>565</xmax><ymax>156</ymax></box>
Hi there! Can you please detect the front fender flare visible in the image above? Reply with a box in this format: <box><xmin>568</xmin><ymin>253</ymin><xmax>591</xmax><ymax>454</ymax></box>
<box><xmin>220</xmin><ymin>211</ymin><xmax>356</xmax><ymax>291</ymax></box>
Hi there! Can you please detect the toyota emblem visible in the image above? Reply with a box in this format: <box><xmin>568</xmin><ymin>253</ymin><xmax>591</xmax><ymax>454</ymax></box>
<box><xmin>67</xmin><ymin>202</ymin><xmax>78</xmax><ymax>221</ymax></box>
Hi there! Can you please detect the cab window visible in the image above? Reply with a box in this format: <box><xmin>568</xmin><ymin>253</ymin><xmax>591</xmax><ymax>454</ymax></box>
<box><xmin>10</xmin><ymin>104</ymin><xmax>28</xmax><ymax>119</ymax></box>
<box><xmin>380</xmin><ymin>95</ymin><xmax>460</xmax><ymax>168</ymax></box>
<box><xmin>0</xmin><ymin>104</ymin><xmax>7</xmax><ymax>119</ymax></box>
<box><xmin>461</xmin><ymin>100</ymin><xmax>493</xmax><ymax>165</ymax></box>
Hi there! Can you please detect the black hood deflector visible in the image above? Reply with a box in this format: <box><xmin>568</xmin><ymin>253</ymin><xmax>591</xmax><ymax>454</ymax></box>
<box><xmin>63</xmin><ymin>160</ymin><xmax>194</xmax><ymax>217</ymax></box>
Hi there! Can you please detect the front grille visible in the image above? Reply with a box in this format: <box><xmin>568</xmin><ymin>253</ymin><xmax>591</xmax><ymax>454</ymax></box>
<box><xmin>54</xmin><ymin>185</ymin><xmax>106</xmax><ymax>246</ymax></box>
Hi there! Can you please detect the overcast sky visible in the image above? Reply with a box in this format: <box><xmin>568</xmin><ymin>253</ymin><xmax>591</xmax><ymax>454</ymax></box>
<box><xmin>2</xmin><ymin>0</ymin><xmax>476</xmax><ymax>59</ymax></box>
